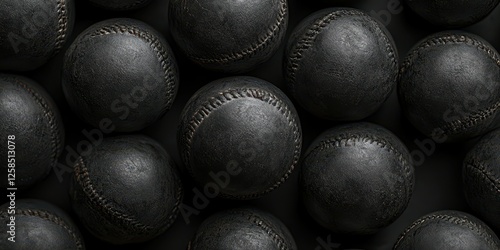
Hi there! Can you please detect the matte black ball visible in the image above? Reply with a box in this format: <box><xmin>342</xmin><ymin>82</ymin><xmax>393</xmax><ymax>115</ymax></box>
<box><xmin>404</xmin><ymin>0</ymin><xmax>500</xmax><ymax>28</ymax></box>
<box><xmin>178</xmin><ymin>76</ymin><xmax>302</xmax><ymax>199</ymax></box>
<box><xmin>88</xmin><ymin>0</ymin><xmax>152</xmax><ymax>11</ymax></box>
<box><xmin>284</xmin><ymin>8</ymin><xmax>398</xmax><ymax>121</ymax></box>
<box><xmin>463</xmin><ymin>128</ymin><xmax>500</xmax><ymax>230</ymax></box>
<box><xmin>62</xmin><ymin>18</ymin><xmax>179</xmax><ymax>132</ymax></box>
<box><xmin>169</xmin><ymin>0</ymin><xmax>288</xmax><ymax>73</ymax></box>
<box><xmin>394</xmin><ymin>210</ymin><xmax>500</xmax><ymax>249</ymax></box>
<box><xmin>0</xmin><ymin>0</ymin><xmax>75</xmax><ymax>71</ymax></box>
<box><xmin>0</xmin><ymin>199</ymin><xmax>85</xmax><ymax>249</ymax></box>
<box><xmin>0</xmin><ymin>74</ymin><xmax>64</xmax><ymax>189</ymax></box>
<box><xmin>69</xmin><ymin>135</ymin><xmax>183</xmax><ymax>244</ymax></box>
<box><xmin>399</xmin><ymin>31</ymin><xmax>500</xmax><ymax>143</ymax></box>
<box><xmin>299</xmin><ymin>122</ymin><xmax>414</xmax><ymax>234</ymax></box>
<box><xmin>188</xmin><ymin>208</ymin><xmax>297</xmax><ymax>250</ymax></box>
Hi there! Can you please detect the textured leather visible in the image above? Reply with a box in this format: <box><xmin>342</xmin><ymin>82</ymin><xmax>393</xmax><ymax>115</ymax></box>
<box><xmin>0</xmin><ymin>0</ymin><xmax>75</xmax><ymax>71</ymax></box>
<box><xmin>62</xmin><ymin>18</ymin><xmax>179</xmax><ymax>132</ymax></box>
<box><xmin>169</xmin><ymin>0</ymin><xmax>288</xmax><ymax>73</ymax></box>
<box><xmin>405</xmin><ymin>0</ymin><xmax>500</xmax><ymax>27</ymax></box>
<box><xmin>188</xmin><ymin>208</ymin><xmax>297</xmax><ymax>250</ymax></box>
<box><xmin>399</xmin><ymin>31</ymin><xmax>500</xmax><ymax>142</ymax></box>
<box><xmin>0</xmin><ymin>199</ymin><xmax>85</xmax><ymax>250</ymax></box>
<box><xmin>284</xmin><ymin>8</ymin><xmax>399</xmax><ymax>121</ymax></box>
<box><xmin>69</xmin><ymin>135</ymin><xmax>183</xmax><ymax>244</ymax></box>
<box><xmin>178</xmin><ymin>76</ymin><xmax>302</xmax><ymax>199</ymax></box>
<box><xmin>0</xmin><ymin>74</ymin><xmax>65</xmax><ymax>189</ymax></box>
<box><xmin>299</xmin><ymin>122</ymin><xmax>414</xmax><ymax>234</ymax></box>
<box><xmin>393</xmin><ymin>210</ymin><xmax>500</xmax><ymax>249</ymax></box>
<box><xmin>88</xmin><ymin>0</ymin><xmax>152</xmax><ymax>11</ymax></box>
<box><xmin>463</xmin><ymin>128</ymin><xmax>500</xmax><ymax>231</ymax></box>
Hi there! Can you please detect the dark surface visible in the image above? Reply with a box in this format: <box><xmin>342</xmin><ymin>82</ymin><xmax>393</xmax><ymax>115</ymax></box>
<box><xmin>2</xmin><ymin>0</ymin><xmax>500</xmax><ymax>249</ymax></box>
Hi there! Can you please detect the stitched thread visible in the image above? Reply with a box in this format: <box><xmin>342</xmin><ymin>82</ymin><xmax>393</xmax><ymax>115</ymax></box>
<box><xmin>189</xmin><ymin>0</ymin><xmax>287</xmax><ymax>65</ymax></box>
<box><xmin>285</xmin><ymin>9</ymin><xmax>398</xmax><ymax>98</ymax></box>
<box><xmin>246</xmin><ymin>213</ymin><xmax>290</xmax><ymax>250</ymax></box>
<box><xmin>54</xmin><ymin>0</ymin><xmax>69</xmax><ymax>56</ymax></box>
<box><xmin>465</xmin><ymin>158</ymin><xmax>500</xmax><ymax>193</ymax></box>
<box><xmin>0</xmin><ymin>209</ymin><xmax>84</xmax><ymax>249</ymax></box>
<box><xmin>181</xmin><ymin>87</ymin><xmax>301</xmax><ymax>199</ymax></box>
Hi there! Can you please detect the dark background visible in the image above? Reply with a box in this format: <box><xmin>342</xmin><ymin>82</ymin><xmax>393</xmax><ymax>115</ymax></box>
<box><xmin>3</xmin><ymin>0</ymin><xmax>500</xmax><ymax>249</ymax></box>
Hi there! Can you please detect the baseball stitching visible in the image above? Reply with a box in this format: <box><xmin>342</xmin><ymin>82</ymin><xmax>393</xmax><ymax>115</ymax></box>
<box><xmin>246</xmin><ymin>212</ymin><xmax>291</xmax><ymax>250</ymax></box>
<box><xmin>400</xmin><ymin>34</ymin><xmax>500</xmax><ymax>138</ymax></box>
<box><xmin>13</xmin><ymin>77</ymin><xmax>61</xmax><ymax>173</ymax></box>
<box><xmin>393</xmin><ymin>212</ymin><xmax>499</xmax><ymax>249</ymax></box>
<box><xmin>189</xmin><ymin>0</ymin><xmax>287</xmax><ymax>65</ymax></box>
<box><xmin>54</xmin><ymin>0</ymin><xmax>69</xmax><ymax>56</ymax></box>
<box><xmin>0</xmin><ymin>208</ymin><xmax>84</xmax><ymax>249</ymax></box>
<box><xmin>465</xmin><ymin>158</ymin><xmax>500</xmax><ymax>193</ymax></box>
<box><xmin>181</xmin><ymin>87</ymin><xmax>302</xmax><ymax>200</ymax></box>
<box><xmin>285</xmin><ymin>8</ymin><xmax>398</xmax><ymax>98</ymax></box>
<box><xmin>86</xmin><ymin>23</ymin><xmax>177</xmax><ymax>113</ymax></box>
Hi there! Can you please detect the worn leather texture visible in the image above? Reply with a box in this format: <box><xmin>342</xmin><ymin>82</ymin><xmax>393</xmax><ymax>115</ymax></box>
<box><xmin>284</xmin><ymin>8</ymin><xmax>398</xmax><ymax>121</ymax></box>
<box><xmin>398</xmin><ymin>31</ymin><xmax>500</xmax><ymax>143</ymax></box>
<box><xmin>299</xmin><ymin>122</ymin><xmax>415</xmax><ymax>234</ymax></box>
<box><xmin>62</xmin><ymin>18</ymin><xmax>179</xmax><ymax>132</ymax></box>
<box><xmin>0</xmin><ymin>0</ymin><xmax>75</xmax><ymax>71</ymax></box>
<box><xmin>188</xmin><ymin>208</ymin><xmax>297</xmax><ymax>250</ymax></box>
<box><xmin>463</xmin><ymin>128</ymin><xmax>500</xmax><ymax>231</ymax></box>
<box><xmin>178</xmin><ymin>76</ymin><xmax>302</xmax><ymax>199</ymax></box>
<box><xmin>393</xmin><ymin>210</ymin><xmax>500</xmax><ymax>249</ymax></box>
<box><xmin>88</xmin><ymin>0</ymin><xmax>153</xmax><ymax>11</ymax></box>
<box><xmin>69</xmin><ymin>135</ymin><xmax>183</xmax><ymax>244</ymax></box>
<box><xmin>168</xmin><ymin>0</ymin><xmax>288</xmax><ymax>73</ymax></box>
<box><xmin>0</xmin><ymin>74</ymin><xmax>65</xmax><ymax>189</ymax></box>
<box><xmin>0</xmin><ymin>199</ymin><xmax>85</xmax><ymax>250</ymax></box>
<box><xmin>404</xmin><ymin>0</ymin><xmax>500</xmax><ymax>28</ymax></box>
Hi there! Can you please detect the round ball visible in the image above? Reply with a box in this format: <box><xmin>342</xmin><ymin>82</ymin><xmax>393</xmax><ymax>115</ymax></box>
<box><xmin>178</xmin><ymin>76</ymin><xmax>302</xmax><ymax>199</ymax></box>
<box><xmin>69</xmin><ymin>135</ymin><xmax>183</xmax><ymax>244</ymax></box>
<box><xmin>404</xmin><ymin>0</ymin><xmax>500</xmax><ymax>27</ymax></box>
<box><xmin>463</xmin><ymin>128</ymin><xmax>500</xmax><ymax>230</ymax></box>
<box><xmin>62</xmin><ymin>18</ymin><xmax>179</xmax><ymax>132</ymax></box>
<box><xmin>399</xmin><ymin>31</ymin><xmax>500</xmax><ymax>142</ymax></box>
<box><xmin>169</xmin><ymin>0</ymin><xmax>288</xmax><ymax>73</ymax></box>
<box><xmin>394</xmin><ymin>210</ymin><xmax>500</xmax><ymax>249</ymax></box>
<box><xmin>0</xmin><ymin>0</ymin><xmax>75</xmax><ymax>71</ymax></box>
<box><xmin>0</xmin><ymin>74</ymin><xmax>64</xmax><ymax>189</ymax></box>
<box><xmin>284</xmin><ymin>8</ymin><xmax>398</xmax><ymax>120</ymax></box>
<box><xmin>299</xmin><ymin>122</ymin><xmax>414</xmax><ymax>234</ymax></box>
<box><xmin>188</xmin><ymin>208</ymin><xmax>297</xmax><ymax>250</ymax></box>
<box><xmin>0</xmin><ymin>199</ymin><xmax>85</xmax><ymax>249</ymax></box>
<box><xmin>88</xmin><ymin>0</ymin><xmax>152</xmax><ymax>11</ymax></box>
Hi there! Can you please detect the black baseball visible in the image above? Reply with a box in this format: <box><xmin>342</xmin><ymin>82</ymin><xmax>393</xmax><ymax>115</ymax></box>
<box><xmin>0</xmin><ymin>0</ymin><xmax>75</xmax><ymax>71</ymax></box>
<box><xmin>69</xmin><ymin>135</ymin><xmax>183</xmax><ymax>244</ymax></box>
<box><xmin>88</xmin><ymin>0</ymin><xmax>152</xmax><ymax>11</ymax></box>
<box><xmin>169</xmin><ymin>0</ymin><xmax>288</xmax><ymax>73</ymax></box>
<box><xmin>299</xmin><ymin>122</ymin><xmax>414</xmax><ymax>234</ymax></box>
<box><xmin>394</xmin><ymin>210</ymin><xmax>500</xmax><ymax>249</ymax></box>
<box><xmin>188</xmin><ymin>208</ymin><xmax>297</xmax><ymax>250</ymax></box>
<box><xmin>0</xmin><ymin>74</ymin><xmax>64</xmax><ymax>189</ymax></box>
<box><xmin>62</xmin><ymin>18</ymin><xmax>179</xmax><ymax>132</ymax></box>
<box><xmin>398</xmin><ymin>31</ymin><xmax>500</xmax><ymax>142</ymax></box>
<box><xmin>0</xmin><ymin>199</ymin><xmax>85</xmax><ymax>249</ymax></box>
<box><xmin>284</xmin><ymin>8</ymin><xmax>399</xmax><ymax>121</ymax></box>
<box><xmin>463</xmin><ymin>128</ymin><xmax>500</xmax><ymax>230</ymax></box>
<box><xmin>178</xmin><ymin>76</ymin><xmax>302</xmax><ymax>199</ymax></box>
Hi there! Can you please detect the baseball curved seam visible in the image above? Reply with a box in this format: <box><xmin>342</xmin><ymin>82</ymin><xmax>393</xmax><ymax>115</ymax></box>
<box><xmin>14</xmin><ymin>78</ymin><xmax>60</xmax><ymax>172</ymax></box>
<box><xmin>189</xmin><ymin>0</ymin><xmax>287</xmax><ymax>65</ymax></box>
<box><xmin>74</xmin><ymin>157</ymin><xmax>155</xmax><ymax>233</ymax></box>
<box><xmin>0</xmin><ymin>209</ymin><xmax>85</xmax><ymax>249</ymax></box>
<box><xmin>401</xmin><ymin>34</ymin><xmax>500</xmax><ymax>138</ymax></box>
<box><xmin>304</xmin><ymin>134</ymin><xmax>414</xmax><ymax>205</ymax></box>
<box><xmin>246</xmin><ymin>213</ymin><xmax>290</xmax><ymax>250</ymax></box>
<box><xmin>465</xmin><ymin>159</ymin><xmax>500</xmax><ymax>192</ymax></box>
<box><xmin>162</xmin><ymin>182</ymin><xmax>183</xmax><ymax>231</ymax></box>
<box><xmin>54</xmin><ymin>0</ymin><xmax>69</xmax><ymax>55</ymax></box>
<box><xmin>393</xmin><ymin>213</ymin><xmax>498</xmax><ymax>249</ymax></box>
<box><xmin>181</xmin><ymin>88</ymin><xmax>302</xmax><ymax>200</ymax></box>
<box><xmin>285</xmin><ymin>9</ymin><xmax>398</xmax><ymax>98</ymax></box>
<box><xmin>88</xmin><ymin>24</ymin><xmax>177</xmax><ymax>113</ymax></box>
